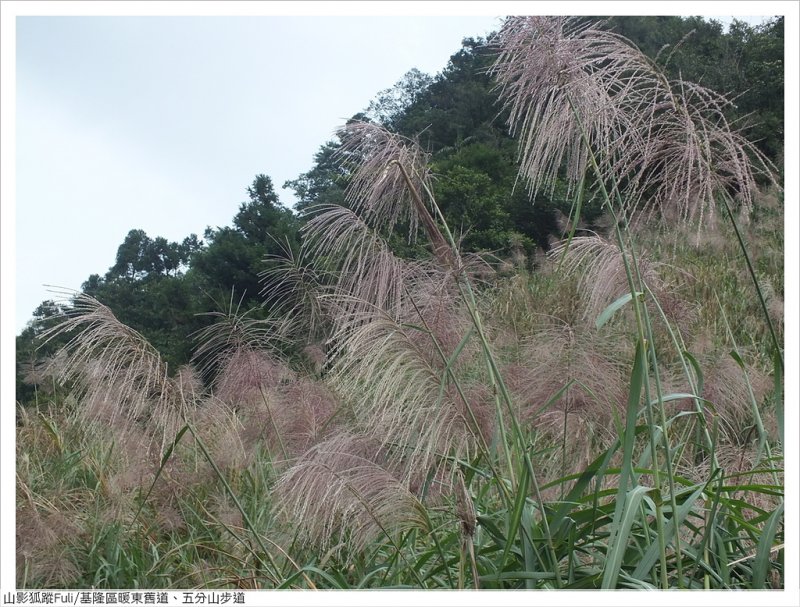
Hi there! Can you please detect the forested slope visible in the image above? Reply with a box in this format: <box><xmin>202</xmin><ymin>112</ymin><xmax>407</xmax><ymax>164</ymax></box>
<box><xmin>17</xmin><ymin>15</ymin><xmax>784</xmax><ymax>399</ymax></box>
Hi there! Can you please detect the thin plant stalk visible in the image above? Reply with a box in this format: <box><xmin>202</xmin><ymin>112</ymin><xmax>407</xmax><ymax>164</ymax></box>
<box><xmin>185</xmin><ymin>422</ymin><xmax>282</xmax><ymax>583</ymax></box>
<box><xmin>714</xmin><ymin>292</ymin><xmax>777</xmax><ymax>479</ymax></box>
<box><xmin>719</xmin><ymin>180</ymin><xmax>783</xmax><ymax>374</ymax></box>
<box><xmin>400</xmin><ymin>162</ymin><xmax>564</xmax><ymax>587</ymax></box>
<box><xmin>567</xmin><ymin>95</ymin><xmax>678</xmax><ymax>587</ymax></box>
<box><xmin>257</xmin><ymin>384</ymin><xmax>289</xmax><ymax>463</ymax></box>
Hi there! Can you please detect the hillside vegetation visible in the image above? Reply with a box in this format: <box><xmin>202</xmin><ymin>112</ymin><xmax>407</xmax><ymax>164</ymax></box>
<box><xmin>16</xmin><ymin>16</ymin><xmax>784</xmax><ymax>590</ymax></box>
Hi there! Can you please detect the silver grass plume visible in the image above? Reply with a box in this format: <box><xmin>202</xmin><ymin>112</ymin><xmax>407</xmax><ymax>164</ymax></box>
<box><xmin>490</xmin><ymin>16</ymin><xmax>655</xmax><ymax>199</ymax></box>
<box><xmin>274</xmin><ymin>433</ymin><xmax>429</xmax><ymax>555</ymax></box>
<box><xmin>499</xmin><ymin>319</ymin><xmax>631</xmax><ymax>494</ymax></box>
<box><xmin>618</xmin><ymin>79</ymin><xmax>778</xmax><ymax>226</ymax></box>
<box><xmin>491</xmin><ymin>16</ymin><xmax>779</xmax><ymax>227</ymax></box>
<box><xmin>325</xmin><ymin>296</ymin><xmax>482</xmax><ymax>476</ymax></box>
<box><xmin>191</xmin><ymin>294</ymin><xmax>288</xmax><ymax>382</ymax></box>
<box><xmin>38</xmin><ymin>291</ymin><xmax>195</xmax><ymax>443</ymax></box>
<box><xmin>273</xmin><ymin>380</ymin><xmax>340</xmax><ymax>456</ymax></box>
<box><xmin>335</xmin><ymin>121</ymin><xmax>454</xmax><ymax>266</ymax></box>
<box><xmin>192</xmin><ymin>300</ymin><xmax>296</xmax><ymax>460</ymax></box>
<box><xmin>191</xmin><ymin>292</ymin><xmax>342</xmax><ymax>458</ymax></box>
<box><xmin>504</xmin><ymin>320</ymin><xmax>629</xmax><ymax>427</ymax></box>
<box><xmin>259</xmin><ymin>236</ymin><xmax>329</xmax><ymax>344</ymax></box>
<box><xmin>302</xmin><ymin>204</ymin><xmax>416</xmax><ymax>320</ymax></box>
<box><xmin>300</xmin><ymin>122</ymin><xmax>489</xmax><ymax>477</ymax></box>
<box><xmin>548</xmin><ymin>234</ymin><xmax>690</xmax><ymax>328</ymax></box>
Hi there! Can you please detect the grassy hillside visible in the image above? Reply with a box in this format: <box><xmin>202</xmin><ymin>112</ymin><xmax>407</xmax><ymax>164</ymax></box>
<box><xmin>16</xmin><ymin>17</ymin><xmax>784</xmax><ymax>591</ymax></box>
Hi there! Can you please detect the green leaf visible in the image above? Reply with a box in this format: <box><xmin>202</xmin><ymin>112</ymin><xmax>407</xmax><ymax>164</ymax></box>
<box><xmin>648</xmin><ymin>392</ymin><xmax>702</xmax><ymax>406</ymax></box>
<box><xmin>300</xmin><ymin>566</ymin><xmax>350</xmax><ymax>589</ymax></box>
<box><xmin>632</xmin><ymin>484</ymin><xmax>708</xmax><ymax>579</ymax></box>
<box><xmin>683</xmin><ymin>350</ymin><xmax>704</xmax><ymax>396</ymax></box>
<box><xmin>502</xmin><ymin>458</ymin><xmax>532</xmax><ymax>569</ymax></box>
<box><xmin>596</xmin><ymin>292</ymin><xmax>643</xmax><ymax>329</ymax></box>
<box><xmin>602</xmin><ymin>485</ymin><xmax>651</xmax><ymax>589</ymax></box>
<box><xmin>751</xmin><ymin>502</ymin><xmax>784</xmax><ymax>589</ymax></box>
<box><xmin>134</xmin><ymin>424</ymin><xmax>189</xmax><ymax>522</ymax></box>
<box><xmin>479</xmin><ymin>571</ymin><xmax>557</xmax><ymax>582</ymax></box>
<box><xmin>602</xmin><ymin>340</ymin><xmax>646</xmax><ymax>589</ymax></box>
<box><xmin>729</xmin><ymin>349</ymin><xmax>746</xmax><ymax>369</ymax></box>
<box><xmin>548</xmin><ymin>439</ymin><xmax>622</xmax><ymax>538</ymax></box>
<box><xmin>773</xmin><ymin>348</ymin><xmax>783</xmax><ymax>445</ymax></box>
<box><xmin>619</xmin><ymin>341</ymin><xmax>646</xmax><ymax>502</ymax></box>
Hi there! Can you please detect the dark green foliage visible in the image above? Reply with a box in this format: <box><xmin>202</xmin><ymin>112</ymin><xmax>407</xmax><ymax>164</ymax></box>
<box><xmin>393</xmin><ymin>37</ymin><xmax>500</xmax><ymax>150</ymax></box>
<box><xmin>194</xmin><ymin>174</ymin><xmax>300</xmax><ymax>301</ymax></box>
<box><xmin>431</xmin><ymin>142</ymin><xmax>561</xmax><ymax>255</ymax></box>
<box><xmin>81</xmin><ymin>270</ymin><xmax>208</xmax><ymax>371</ymax></box>
<box><xmin>288</xmin><ymin>17</ymin><xmax>782</xmax><ymax>261</ymax></box>
<box><xmin>109</xmin><ymin>230</ymin><xmax>201</xmax><ymax>279</ymax></box>
<box><xmin>16</xmin><ymin>175</ymin><xmax>301</xmax><ymax>402</ymax></box>
<box><xmin>283</xmin><ymin>141</ymin><xmax>347</xmax><ymax>213</ymax></box>
<box><xmin>729</xmin><ymin>18</ymin><xmax>784</xmax><ymax>162</ymax></box>
<box><xmin>15</xmin><ymin>301</ymin><xmax>71</xmax><ymax>406</ymax></box>
<box><xmin>366</xmin><ymin>68</ymin><xmax>435</xmax><ymax>133</ymax></box>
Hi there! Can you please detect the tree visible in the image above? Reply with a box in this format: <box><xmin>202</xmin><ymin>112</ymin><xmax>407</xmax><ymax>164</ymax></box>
<box><xmin>193</xmin><ymin>174</ymin><xmax>300</xmax><ymax>303</ymax></box>
<box><xmin>607</xmin><ymin>16</ymin><xmax>784</xmax><ymax>160</ymax></box>
<box><xmin>735</xmin><ymin>17</ymin><xmax>784</xmax><ymax>161</ymax></box>
<box><xmin>394</xmin><ymin>37</ymin><xmax>501</xmax><ymax>150</ymax></box>
<box><xmin>16</xmin><ymin>175</ymin><xmax>301</xmax><ymax>402</ymax></box>
<box><xmin>109</xmin><ymin>229</ymin><xmax>200</xmax><ymax>279</ymax></box>
<box><xmin>365</xmin><ymin>68</ymin><xmax>434</xmax><ymax>130</ymax></box>
<box><xmin>284</xmin><ymin>141</ymin><xmax>347</xmax><ymax>213</ymax></box>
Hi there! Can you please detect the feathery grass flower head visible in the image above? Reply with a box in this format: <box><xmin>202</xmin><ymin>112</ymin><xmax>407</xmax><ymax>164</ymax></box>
<box><xmin>275</xmin><ymin>433</ymin><xmax>429</xmax><ymax>555</ymax></box>
<box><xmin>491</xmin><ymin>16</ymin><xmax>780</xmax><ymax>229</ymax></box>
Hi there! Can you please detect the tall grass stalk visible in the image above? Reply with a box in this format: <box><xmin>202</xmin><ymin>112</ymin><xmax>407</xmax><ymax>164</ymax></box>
<box><xmin>398</xmin><ymin>151</ymin><xmax>564</xmax><ymax>585</ymax></box>
<box><xmin>718</xmin><ymin>193</ymin><xmax>783</xmax><ymax>372</ymax></box>
<box><xmin>184</xmin><ymin>422</ymin><xmax>281</xmax><ymax>584</ymax></box>
<box><xmin>566</xmin><ymin>99</ymin><xmax>677</xmax><ymax>587</ymax></box>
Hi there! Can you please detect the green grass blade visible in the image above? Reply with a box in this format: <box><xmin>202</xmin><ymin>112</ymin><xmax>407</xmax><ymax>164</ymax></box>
<box><xmin>596</xmin><ymin>291</ymin><xmax>643</xmax><ymax>330</ymax></box>
<box><xmin>718</xmin><ymin>192</ymin><xmax>783</xmax><ymax>372</ymax></box>
<box><xmin>602</xmin><ymin>340</ymin><xmax>646</xmax><ymax>589</ymax></box>
<box><xmin>501</xmin><ymin>458</ymin><xmax>531</xmax><ymax>569</ymax></box>
<box><xmin>751</xmin><ymin>502</ymin><xmax>783</xmax><ymax>588</ymax></box>
<box><xmin>37</xmin><ymin>413</ymin><xmax>64</xmax><ymax>454</ymax></box>
<box><xmin>602</xmin><ymin>485</ymin><xmax>651</xmax><ymax>589</ymax></box>
<box><xmin>298</xmin><ymin>565</ymin><xmax>351</xmax><ymax>589</ymax></box>
<box><xmin>632</xmin><ymin>484</ymin><xmax>707</xmax><ymax>579</ymax></box>
<box><xmin>683</xmin><ymin>351</ymin><xmax>705</xmax><ymax>396</ymax></box>
<box><xmin>773</xmin><ymin>348</ymin><xmax>783</xmax><ymax>445</ymax></box>
<box><xmin>548</xmin><ymin>438</ymin><xmax>622</xmax><ymax>538</ymax></box>
<box><xmin>186</xmin><ymin>423</ymin><xmax>279</xmax><ymax>581</ymax></box>
<box><xmin>615</xmin><ymin>340</ymin><xmax>646</xmax><ymax>514</ymax></box>
<box><xmin>479</xmin><ymin>571</ymin><xmax>557</xmax><ymax>583</ymax></box>
<box><xmin>134</xmin><ymin>424</ymin><xmax>189</xmax><ymax>523</ymax></box>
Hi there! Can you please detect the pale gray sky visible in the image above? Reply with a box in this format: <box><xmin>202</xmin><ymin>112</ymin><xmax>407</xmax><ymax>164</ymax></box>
<box><xmin>8</xmin><ymin>11</ymin><xmax>779</xmax><ymax>332</ymax></box>
<box><xmin>13</xmin><ymin>15</ymin><xmax>506</xmax><ymax>331</ymax></box>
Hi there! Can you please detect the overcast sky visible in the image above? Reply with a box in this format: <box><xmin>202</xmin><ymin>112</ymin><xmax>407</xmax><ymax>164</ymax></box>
<box><xmin>13</xmin><ymin>14</ymin><xmax>510</xmax><ymax>331</ymax></box>
<box><xmin>7</xmin><ymin>8</ymin><xmax>781</xmax><ymax>332</ymax></box>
